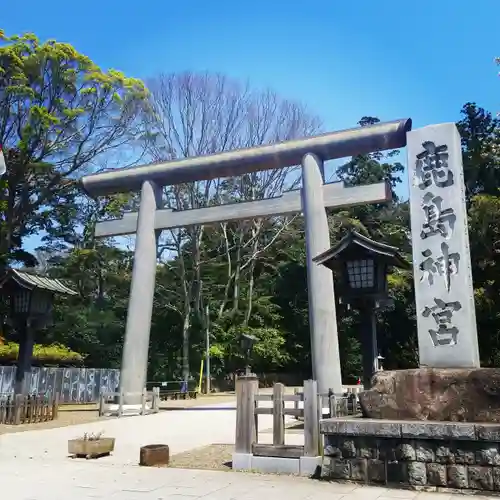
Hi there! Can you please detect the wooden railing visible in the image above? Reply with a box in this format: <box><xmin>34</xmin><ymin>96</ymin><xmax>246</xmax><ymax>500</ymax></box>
<box><xmin>98</xmin><ymin>388</ymin><xmax>160</xmax><ymax>417</ymax></box>
<box><xmin>235</xmin><ymin>378</ymin><xmax>362</xmax><ymax>459</ymax></box>
<box><xmin>0</xmin><ymin>393</ymin><xmax>59</xmax><ymax>425</ymax></box>
<box><xmin>236</xmin><ymin>378</ymin><xmax>321</xmax><ymax>458</ymax></box>
<box><xmin>292</xmin><ymin>387</ymin><xmax>362</xmax><ymax>418</ymax></box>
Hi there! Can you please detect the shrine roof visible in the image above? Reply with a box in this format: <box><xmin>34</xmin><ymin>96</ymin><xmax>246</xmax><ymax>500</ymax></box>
<box><xmin>313</xmin><ymin>230</ymin><xmax>410</xmax><ymax>270</ymax></box>
<box><xmin>0</xmin><ymin>268</ymin><xmax>77</xmax><ymax>295</ymax></box>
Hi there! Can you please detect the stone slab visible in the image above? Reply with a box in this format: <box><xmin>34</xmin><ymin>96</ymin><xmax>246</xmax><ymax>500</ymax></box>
<box><xmin>320</xmin><ymin>416</ymin><xmax>500</xmax><ymax>442</ymax></box>
<box><xmin>232</xmin><ymin>453</ymin><xmax>321</xmax><ymax>476</ymax></box>
<box><xmin>106</xmin><ymin>403</ymin><xmax>152</xmax><ymax>416</ymax></box>
<box><xmin>476</xmin><ymin>424</ymin><xmax>500</xmax><ymax>441</ymax></box>
<box><xmin>400</xmin><ymin>422</ymin><xmax>475</xmax><ymax>440</ymax></box>
<box><xmin>299</xmin><ymin>456</ymin><xmax>322</xmax><ymax>476</ymax></box>
<box><xmin>232</xmin><ymin>452</ymin><xmax>253</xmax><ymax>470</ymax></box>
<box><xmin>336</xmin><ymin>419</ymin><xmax>402</xmax><ymax>438</ymax></box>
<box><xmin>251</xmin><ymin>455</ymin><xmax>301</xmax><ymax>474</ymax></box>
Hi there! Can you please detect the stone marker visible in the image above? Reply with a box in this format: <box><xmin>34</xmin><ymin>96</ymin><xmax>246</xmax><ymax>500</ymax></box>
<box><xmin>407</xmin><ymin>123</ymin><xmax>480</xmax><ymax>368</ymax></box>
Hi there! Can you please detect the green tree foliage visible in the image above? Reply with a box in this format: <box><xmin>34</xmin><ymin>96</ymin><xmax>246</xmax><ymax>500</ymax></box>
<box><xmin>2</xmin><ymin>38</ymin><xmax>500</xmax><ymax>387</ymax></box>
<box><xmin>35</xmin><ymin>102</ymin><xmax>500</xmax><ymax>384</ymax></box>
<box><xmin>0</xmin><ymin>31</ymin><xmax>148</xmax><ymax>267</ymax></box>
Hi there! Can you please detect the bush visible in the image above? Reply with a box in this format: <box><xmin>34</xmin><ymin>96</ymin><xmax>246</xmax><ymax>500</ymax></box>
<box><xmin>0</xmin><ymin>342</ymin><xmax>85</xmax><ymax>366</ymax></box>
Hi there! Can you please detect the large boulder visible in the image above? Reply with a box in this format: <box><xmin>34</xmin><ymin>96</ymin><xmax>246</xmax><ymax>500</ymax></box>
<box><xmin>359</xmin><ymin>368</ymin><xmax>500</xmax><ymax>422</ymax></box>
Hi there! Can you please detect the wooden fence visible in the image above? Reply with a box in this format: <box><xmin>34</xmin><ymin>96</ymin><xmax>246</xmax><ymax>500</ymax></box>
<box><xmin>146</xmin><ymin>380</ymin><xmax>199</xmax><ymax>400</ymax></box>
<box><xmin>99</xmin><ymin>388</ymin><xmax>160</xmax><ymax>417</ymax></box>
<box><xmin>235</xmin><ymin>377</ymin><xmax>361</xmax><ymax>459</ymax></box>
<box><xmin>0</xmin><ymin>393</ymin><xmax>59</xmax><ymax>425</ymax></box>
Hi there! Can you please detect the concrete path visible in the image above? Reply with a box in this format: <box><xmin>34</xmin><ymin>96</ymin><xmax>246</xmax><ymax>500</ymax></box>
<box><xmin>0</xmin><ymin>400</ymin><xmax>493</xmax><ymax>498</ymax></box>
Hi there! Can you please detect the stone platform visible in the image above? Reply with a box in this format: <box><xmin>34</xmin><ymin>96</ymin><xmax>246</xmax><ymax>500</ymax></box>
<box><xmin>359</xmin><ymin>368</ymin><xmax>500</xmax><ymax>422</ymax></box>
<box><xmin>320</xmin><ymin>416</ymin><xmax>500</xmax><ymax>493</ymax></box>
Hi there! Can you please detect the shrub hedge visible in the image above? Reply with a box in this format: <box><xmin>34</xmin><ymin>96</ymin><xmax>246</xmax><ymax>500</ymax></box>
<box><xmin>0</xmin><ymin>342</ymin><xmax>85</xmax><ymax>366</ymax></box>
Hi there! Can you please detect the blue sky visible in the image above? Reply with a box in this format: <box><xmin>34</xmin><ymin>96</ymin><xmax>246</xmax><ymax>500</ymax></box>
<box><xmin>4</xmin><ymin>0</ymin><xmax>498</xmax><ymax>130</ymax></box>
<box><xmin>2</xmin><ymin>0</ymin><xmax>500</xmax><ymax>250</ymax></box>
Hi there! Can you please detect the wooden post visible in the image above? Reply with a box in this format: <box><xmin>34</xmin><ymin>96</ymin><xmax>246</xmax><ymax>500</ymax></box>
<box><xmin>140</xmin><ymin>389</ymin><xmax>147</xmax><ymax>415</ymax></box>
<box><xmin>152</xmin><ymin>387</ymin><xmax>160</xmax><ymax>412</ymax></box>
<box><xmin>303</xmin><ymin>379</ymin><xmax>319</xmax><ymax>457</ymax></box>
<box><xmin>37</xmin><ymin>395</ymin><xmax>43</xmax><ymax>422</ymax></box>
<box><xmin>118</xmin><ymin>392</ymin><xmax>124</xmax><ymax>417</ymax></box>
<box><xmin>0</xmin><ymin>398</ymin><xmax>6</xmax><ymax>424</ymax></box>
<box><xmin>99</xmin><ymin>393</ymin><xmax>105</xmax><ymax>417</ymax></box>
<box><xmin>13</xmin><ymin>394</ymin><xmax>24</xmax><ymax>424</ymax></box>
<box><xmin>235</xmin><ymin>374</ymin><xmax>258</xmax><ymax>454</ymax></box>
<box><xmin>273</xmin><ymin>383</ymin><xmax>285</xmax><ymax>446</ymax></box>
<box><xmin>293</xmin><ymin>387</ymin><xmax>299</xmax><ymax>418</ymax></box>
<box><xmin>52</xmin><ymin>392</ymin><xmax>59</xmax><ymax>420</ymax></box>
<box><xmin>329</xmin><ymin>394</ymin><xmax>336</xmax><ymax>418</ymax></box>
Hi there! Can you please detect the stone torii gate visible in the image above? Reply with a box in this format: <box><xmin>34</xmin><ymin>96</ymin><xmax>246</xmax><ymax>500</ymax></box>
<box><xmin>80</xmin><ymin>118</ymin><xmax>412</xmax><ymax>402</ymax></box>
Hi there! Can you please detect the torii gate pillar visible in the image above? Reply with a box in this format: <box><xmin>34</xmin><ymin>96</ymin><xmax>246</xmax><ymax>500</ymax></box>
<box><xmin>302</xmin><ymin>153</ymin><xmax>342</xmax><ymax>394</ymax></box>
<box><xmin>119</xmin><ymin>180</ymin><xmax>162</xmax><ymax>404</ymax></box>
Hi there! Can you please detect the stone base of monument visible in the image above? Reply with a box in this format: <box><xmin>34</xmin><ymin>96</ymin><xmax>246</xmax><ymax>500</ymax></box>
<box><xmin>318</xmin><ymin>368</ymin><xmax>500</xmax><ymax>493</ymax></box>
<box><xmin>320</xmin><ymin>416</ymin><xmax>500</xmax><ymax>492</ymax></box>
<box><xmin>358</xmin><ymin>368</ymin><xmax>500</xmax><ymax>422</ymax></box>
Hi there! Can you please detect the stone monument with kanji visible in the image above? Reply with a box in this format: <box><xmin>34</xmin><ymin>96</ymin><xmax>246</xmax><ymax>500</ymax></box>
<box><xmin>359</xmin><ymin>123</ymin><xmax>500</xmax><ymax>422</ymax></box>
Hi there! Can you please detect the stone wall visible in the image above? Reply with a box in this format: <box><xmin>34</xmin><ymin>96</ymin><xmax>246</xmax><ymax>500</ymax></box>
<box><xmin>320</xmin><ymin>418</ymin><xmax>500</xmax><ymax>492</ymax></box>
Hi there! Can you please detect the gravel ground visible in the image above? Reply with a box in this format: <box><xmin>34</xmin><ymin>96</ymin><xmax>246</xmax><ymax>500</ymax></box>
<box><xmin>159</xmin><ymin>394</ymin><xmax>235</xmax><ymax>409</ymax></box>
<box><xmin>0</xmin><ymin>409</ymin><xmax>107</xmax><ymax>434</ymax></box>
<box><xmin>169</xmin><ymin>444</ymin><xmax>234</xmax><ymax>471</ymax></box>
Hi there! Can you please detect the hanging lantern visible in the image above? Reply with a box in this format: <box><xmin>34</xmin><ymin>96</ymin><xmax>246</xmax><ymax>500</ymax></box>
<box><xmin>313</xmin><ymin>230</ymin><xmax>410</xmax><ymax>306</ymax></box>
<box><xmin>1</xmin><ymin>268</ymin><xmax>76</xmax><ymax>319</ymax></box>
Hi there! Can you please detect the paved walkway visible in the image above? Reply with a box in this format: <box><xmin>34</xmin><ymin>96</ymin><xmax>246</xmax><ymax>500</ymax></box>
<box><xmin>0</xmin><ymin>401</ymin><xmax>496</xmax><ymax>498</ymax></box>
<box><xmin>0</xmin><ymin>400</ymin><xmax>302</xmax><ymax>465</ymax></box>
<box><xmin>2</xmin><ymin>460</ymin><xmax>493</xmax><ymax>499</ymax></box>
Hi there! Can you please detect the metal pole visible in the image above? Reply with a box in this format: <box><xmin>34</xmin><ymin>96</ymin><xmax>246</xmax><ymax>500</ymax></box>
<box><xmin>371</xmin><ymin>309</ymin><xmax>379</xmax><ymax>374</ymax></box>
<box><xmin>360</xmin><ymin>305</ymin><xmax>378</xmax><ymax>389</ymax></box>
<box><xmin>301</xmin><ymin>153</ymin><xmax>342</xmax><ymax>395</ymax></box>
<box><xmin>0</xmin><ymin>147</ymin><xmax>6</xmax><ymax>178</ymax></box>
<box><xmin>119</xmin><ymin>180</ymin><xmax>162</xmax><ymax>405</ymax></box>
<box><xmin>14</xmin><ymin>320</ymin><xmax>34</xmax><ymax>395</ymax></box>
<box><xmin>205</xmin><ymin>304</ymin><xmax>211</xmax><ymax>394</ymax></box>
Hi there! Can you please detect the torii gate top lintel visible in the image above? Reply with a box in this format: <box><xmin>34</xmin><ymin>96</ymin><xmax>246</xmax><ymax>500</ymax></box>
<box><xmin>81</xmin><ymin>118</ymin><xmax>412</xmax><ymax>198</ymax></box>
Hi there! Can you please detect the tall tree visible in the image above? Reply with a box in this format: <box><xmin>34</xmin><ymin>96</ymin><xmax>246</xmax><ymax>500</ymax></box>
<box><xmin>457</xmin><ymin>102</ymin><xmax>500</xmax><ymax>199</ymax></box>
